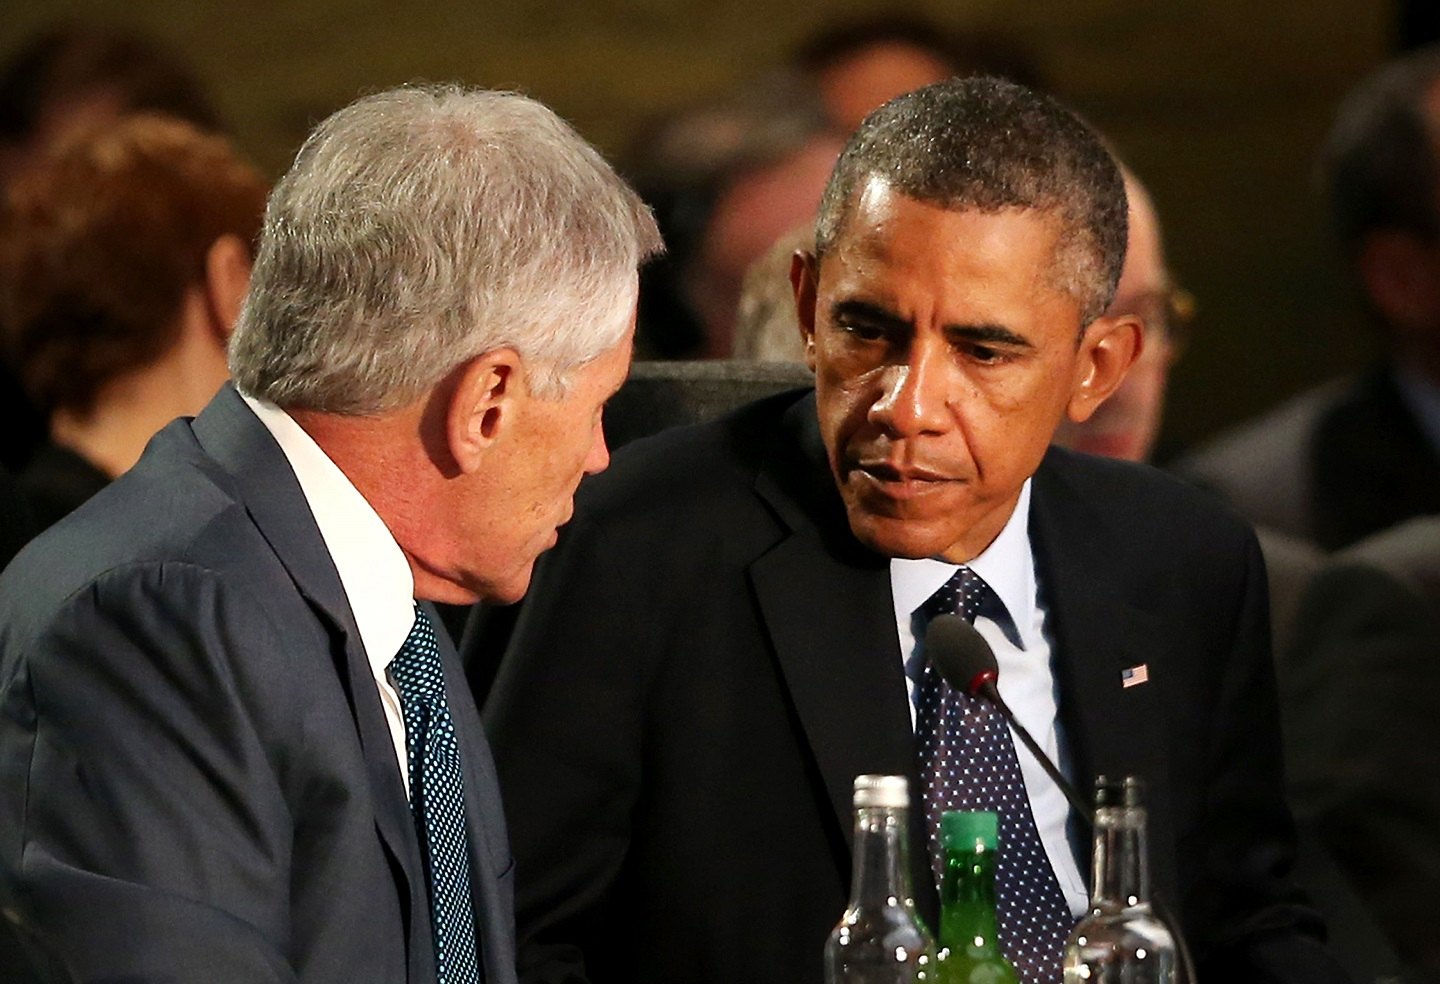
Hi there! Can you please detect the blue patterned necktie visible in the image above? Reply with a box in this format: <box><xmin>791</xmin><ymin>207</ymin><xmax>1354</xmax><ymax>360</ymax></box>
<box><xmin>915</xmin><ymin>567</ymin><xmax>1073</xmax><ymax>984</ymax></box>
<box><xmin>389</xmin><ymin>605</ymin><xmax>481</xmax><ymax>984</ymax></box>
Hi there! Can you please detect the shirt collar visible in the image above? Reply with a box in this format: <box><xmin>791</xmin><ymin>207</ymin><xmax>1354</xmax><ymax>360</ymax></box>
<box><xmin>240</xmin><ymin>393</ymin><xmax>416</xmax><ymax>675</ymax></box>
<box><xmin>890</xmin><ymin>478</ymin><xmax>1036</xmax><ymax>642</ymax></box>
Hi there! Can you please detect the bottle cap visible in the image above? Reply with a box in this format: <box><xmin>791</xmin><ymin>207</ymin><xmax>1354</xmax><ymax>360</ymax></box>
<box><xmin>852</xmin><ymin>774</ymin><xmax>908</xmax><ymax>808</ymax></box>
<box><xmin>942</xmin><ymin>810</ymin><xmax>998</xmax><ymax>851</ymax></box>
<box><xmin>1094</xmin><ymin>775</ymin><xmax>1145</xmax><ymax>808</ymax></box>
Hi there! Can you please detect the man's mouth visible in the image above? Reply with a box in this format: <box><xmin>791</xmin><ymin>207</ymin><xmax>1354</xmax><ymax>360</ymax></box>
<box><xmin>850</xmin><ymin>460</ymin><xmax>954</xmax><ymax>500</ymax></box>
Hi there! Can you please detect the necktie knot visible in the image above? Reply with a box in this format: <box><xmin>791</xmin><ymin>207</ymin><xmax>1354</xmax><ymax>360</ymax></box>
<box><xmin>390</xmin><ymin>604</ymin><xmax>446</xmax><ymax>704</ymax></box>
<box><xmin>919</xmin><ymin>565</ymin><xmax>995</xmax><ymax>626</ymax></box>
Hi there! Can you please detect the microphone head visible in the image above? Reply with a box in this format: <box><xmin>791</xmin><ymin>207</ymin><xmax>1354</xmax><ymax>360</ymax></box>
<box><xmin>924</xmin><ymin>614</ymin><xmax>999</xmax><ymax>696</ymax></box>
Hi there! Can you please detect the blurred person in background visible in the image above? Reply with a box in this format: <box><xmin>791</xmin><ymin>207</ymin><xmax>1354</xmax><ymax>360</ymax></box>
<box><xmin>731</xmin><ymin>222</ymin><xmax>814</xmax><ymax>362</ymax></box>
<box><xmin>630</xmin><ymin>17</ymin><xmax>1046</xmax><ymax>364</ymax></box>
<box><xmin>792</xmin><ymin>13</ymin><xmax>1047</xmax><ymax>133</ymax></box>
<box><xmin>1281</xmin><ymin>515</ymin><xmax>1440</xmax><ymax>981</ymax></box>
<box><xmin>1178</xmin><ymin>44</ymin><xmax>1440</xmax><ymax>551</ymax></box>
<box><xmin>624</xmin><ymin>73</ymin><xmax>843</xmax><ymax>360</ymax></box>
<box><xmin>0</xmin><ymin>24</ymin><xmax>224</xmax><ymax>475</ymax></box>
<box><xmin>1052</xmin><ymin>170</ymin><xmax>1191</xmax><ymax>463</ymax></box>
<box><xmin>0</xmin><ymin>25</ymin><xmax>223</xmax><ymax>187</ymax></box>
<box><xmin>0</xmin><ymin>114</ymin><xmax>266</xmax><ymax>529</ymax></box>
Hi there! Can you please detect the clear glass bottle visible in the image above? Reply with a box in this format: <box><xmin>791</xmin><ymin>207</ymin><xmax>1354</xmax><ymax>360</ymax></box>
<box><xmin>937</xmin><ymin>811</ymin><xmax>1018</xmax><ymax>984</ymax></box>
<box><xmin>825</xmin><ymin>774</ymin><xmax>937</xmax><ymax>983</ymax></box>
<box><xmin>1062</xmin><ymin>776</ymin><xmax>1176</xmax><ymax>984</ymax></box>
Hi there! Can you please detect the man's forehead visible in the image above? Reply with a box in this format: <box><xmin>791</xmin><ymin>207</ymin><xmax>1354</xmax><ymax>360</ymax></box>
<box><xmin>828</xmin><ymin>179</ymin><xmax>1064</xmax><ymax>256</ymax></box>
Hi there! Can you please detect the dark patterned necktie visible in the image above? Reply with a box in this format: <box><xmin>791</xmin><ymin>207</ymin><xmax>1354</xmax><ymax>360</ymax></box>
<box><xmin>390</xmin><ymin>605</ymin><xmax>481</xmax><ymax>984</ymax></box>
<box><xmin>915</xmin><ymin>567</ymin><xmax>1073</xmax><ymax>984</ymax></box>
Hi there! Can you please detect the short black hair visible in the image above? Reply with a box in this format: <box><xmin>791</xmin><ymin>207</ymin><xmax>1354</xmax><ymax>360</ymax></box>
<box><xmin>814</xmin><ymin>75</ymin><xmax>1127</xmax><ymax>325</ymax></box>
<box><xmin>1319</xmin><ymin>44</ymin><xmax>1440</xmax><ymax>256</ymax></box>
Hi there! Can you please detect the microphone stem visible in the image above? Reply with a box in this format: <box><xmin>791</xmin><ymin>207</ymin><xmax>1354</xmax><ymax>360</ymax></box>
<box><xmin>982</xmin><ymin>684</ymin><xmax>1199</xmax><ymax>984</ymax></box>
<box><xmin>983</xmin><ymin>685</ymin><xmax>1095</xmax><ymax>823</ymax></box>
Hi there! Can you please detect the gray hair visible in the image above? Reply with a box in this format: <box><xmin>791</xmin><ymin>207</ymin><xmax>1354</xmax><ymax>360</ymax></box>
<box><xmin>814</xmin><ymin>76</ymin><xmax>1127</xmax><ymax>326</ymax></box>
<box><xmin>230</xmin><ymin>85</ymin><xmax>663</xmax><ymax>412</ymax></box>
<box><xmin>1320</xmin><ymin>44</ymin><xmax>1440</xmax><ymax>257</ymax></box>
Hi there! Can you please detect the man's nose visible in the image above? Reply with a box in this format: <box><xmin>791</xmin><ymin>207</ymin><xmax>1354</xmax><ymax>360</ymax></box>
<box><xmin>584</xmin><ymin>419</ymin><xmax>611</xmax><ymax>474</ymax></box>
<box><xmin>868</xmin><ymin>344</ymin><xmax>952</xmax><ymax>436</ymax></box>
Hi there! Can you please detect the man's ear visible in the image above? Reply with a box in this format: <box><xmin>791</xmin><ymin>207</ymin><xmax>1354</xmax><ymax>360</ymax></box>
<box><xmin>1066</xmin><ymin>315</ymin><xmax>1143</xmax><ymax>423</ymax></box>
<box><xmin>203</xmin><ymin>234</ymin><xmax>253</xmax><ymax>340</ymax></box>
<box><xmin>790</xmin><ymin>250</ymin><xmax>819</xmax><ymax>372</ymax></box>
<box><xmin>447</xmin><ymin>349</ymin><xmax>522</xmax><ymax>474</ymax></box>
<box><xmin>1358</xmin><ymin>230</ymin><xmax>1440</xmax><ymax>333</ymax></box>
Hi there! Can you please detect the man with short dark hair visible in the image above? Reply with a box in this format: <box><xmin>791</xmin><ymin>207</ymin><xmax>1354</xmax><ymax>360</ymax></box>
<box><xmin>1179</xmin><ymin>44</ymin><xmax>1440</xmax><ymax>551</ymax></box>
<box><xmin>481</xmin><ymin>77</ymin><xmax>1347</xmax><ymax>984</ymax></box>
<box><xmin>0</xmin><ymin>84</ymin><xmax>661</xmax><ymax>982</ymax></box>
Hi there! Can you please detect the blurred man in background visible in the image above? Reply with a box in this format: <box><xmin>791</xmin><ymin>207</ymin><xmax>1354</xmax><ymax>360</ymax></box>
<box><xmin>1053</xmin><ymin>169</ymin><xmax>1189</xmax><ymax>463</ymax></box>
<box><xmin>1178</xmin><ymin>44</ymin><xmax>1440</xmax><ymax>551</ymax></box>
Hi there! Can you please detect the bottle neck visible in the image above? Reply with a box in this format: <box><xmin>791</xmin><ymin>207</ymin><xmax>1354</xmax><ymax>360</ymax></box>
<box><xmin>849</xmin><ymin>805</ymin><xmax>914</xmax><ymax>906</ymax></box>
<box><xmin>1089</xmin><ymin>804</ymin><xmax>1151</xmax><ymax>907</ymax></box>
<box><xmin>941</xmin><ymin>847</ymin><xmax>1002</xmax><ymax>950</ymax></box>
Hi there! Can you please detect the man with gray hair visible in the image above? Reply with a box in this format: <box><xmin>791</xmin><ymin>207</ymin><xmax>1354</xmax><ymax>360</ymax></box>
<box><xmin>0</xmin><ymin>84</ymin><xmax>660</xmax><ymax>983</ymax></box>
<box><xmin>480</xmin><ymin>77</ymin><xmax>1348</xmax><ymax>984</ymax></box>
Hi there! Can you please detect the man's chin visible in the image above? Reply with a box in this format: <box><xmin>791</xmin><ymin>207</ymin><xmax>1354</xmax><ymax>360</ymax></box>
<box><xmin>844</xmin><ymin>506</ymin><xmax>958</xmax><ymax>561</ymax></box>
<box><xmin>467</xmin><ymin>563</ymin><xmax>537</xmax><ymax>607</ymax></box>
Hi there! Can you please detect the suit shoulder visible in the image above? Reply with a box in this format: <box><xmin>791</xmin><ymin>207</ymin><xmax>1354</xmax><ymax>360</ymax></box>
<box><xmin>0</xmin><ymin>429</ymin><xmax>288</xmax><ymax>634</ymax></box>
<box><xmin>1174</xmin><ymin>380</ymin><xmax>1345</xmax><ymax>481</ymax></box>
<box><xmin>1167</xmin><ymin>380</ymin><xmax>1354</xmax><ymax>538</ymax></box>
<box><xmin>1041</xmin><ymin>447</ymin><xmax>1259</xmax><ymax>548</ymax></box>
<box><xmin>580</xmin><ymin>388</ymin><xmax>807</xmax><ymax>519</ymax></box>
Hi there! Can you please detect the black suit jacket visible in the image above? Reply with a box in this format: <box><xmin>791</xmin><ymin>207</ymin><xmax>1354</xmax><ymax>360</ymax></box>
<box><xmin>0</xmin><ymin>385</ymin><xmax>517</xmax><ymax>983</ymax></box>
<box><xmin>479</xmin><ymin>390</ymin><xmax>1345</xmax><ymax>984</ymax></box>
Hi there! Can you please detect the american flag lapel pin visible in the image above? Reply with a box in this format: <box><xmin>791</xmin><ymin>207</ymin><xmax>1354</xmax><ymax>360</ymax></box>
<box><xmin>1121</xmin><ymin>663</ymin><xmax>1149</xmax><ymax>688</ymax></box>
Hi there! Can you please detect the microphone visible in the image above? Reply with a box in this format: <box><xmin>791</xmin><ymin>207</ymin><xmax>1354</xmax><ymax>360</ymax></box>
<box><xmin>923</xmin><ymin>614</ymin><xmax>1197</xmax><ymax>984</ymax></box>
<box><xmin>923</xmin><ymin>614</ymin><xmax>1093</xmax><ymax>822</ymax></box>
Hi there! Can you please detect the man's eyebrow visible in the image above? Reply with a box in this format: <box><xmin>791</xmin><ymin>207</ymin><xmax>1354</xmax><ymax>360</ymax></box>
<box><xmin>832</xmin><ymin>298</ymin><xmax>1034</xmax><ymax>350</ymax></box>
<box><xmin>948</xmin><ymin>324</ymin><xmax>1033</xmax><ymax>349</ymax></box>
<box><xmin>830</xmin><ymin>299</ymin><xmax>910</xmax><ymax>330</ymax></box>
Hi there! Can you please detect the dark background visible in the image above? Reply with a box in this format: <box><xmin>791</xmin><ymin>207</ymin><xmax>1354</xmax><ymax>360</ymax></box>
<box><xmin>5</xmin><ymin>0</ymin><xmax>1434</xmax><ymax>454</ymax></box>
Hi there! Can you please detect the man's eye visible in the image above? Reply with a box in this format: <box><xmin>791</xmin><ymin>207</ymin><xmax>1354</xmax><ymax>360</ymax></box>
<box><xmin>962</xmin><ymin>342</ymin><xmax>1013</xmax><ymax>365</ymax></box>
<box><xmin>836</xmin><ymin>319</ymin><xmax>886</xmax><ymax>341</ymax></box>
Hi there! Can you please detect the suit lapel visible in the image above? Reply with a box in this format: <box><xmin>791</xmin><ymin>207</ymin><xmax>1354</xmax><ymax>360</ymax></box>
<box><xmin>190</xmin><ymin>386</ymin><xmax>429</xmax><ymax>966</ymax></box>
<box><xmin>1030</xmin><ymin>452</ymin><xmax>1175</xmax><ymax>892</ymax></box>
<box><xmin>747</xmin><ymin>397</ymin><xmax>930</xmax><ymax>910</ymax></box>
<box><xmin>749</xmin><ymin>525</ymin><xmax>910</xmax><ymax>842</ymax></box>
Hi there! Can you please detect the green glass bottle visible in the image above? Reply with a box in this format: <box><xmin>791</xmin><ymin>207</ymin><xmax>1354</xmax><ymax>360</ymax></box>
<box><xmin>937</xmin><ymin>811</ymin><xmax>1019</xmax><ymax>984</ymax></box>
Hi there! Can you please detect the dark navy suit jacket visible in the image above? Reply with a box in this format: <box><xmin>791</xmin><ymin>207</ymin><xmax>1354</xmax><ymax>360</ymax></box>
<box><xmin>0</xmin><ymin>384</ymin><xmax>517</xmax><ymax>983</ymax></box>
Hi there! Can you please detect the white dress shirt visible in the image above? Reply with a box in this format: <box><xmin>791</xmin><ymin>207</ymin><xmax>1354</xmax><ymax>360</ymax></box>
<box><xmin>242</xmin><ymin>393</ymin><xmax>415</xmax><ymax>794</ymax></box>
<box><xmin>890</xmin><ymin>479</ymin><xmax>1088</xmax><ymax>916</ymax></box>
